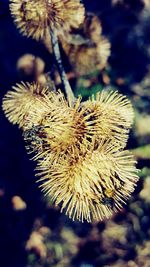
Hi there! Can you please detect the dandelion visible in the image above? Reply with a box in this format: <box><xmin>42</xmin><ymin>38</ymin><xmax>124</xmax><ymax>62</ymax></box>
<box><xmin>10</xmin><ymin>0</ymin><xmax>85</xmax><ymax>41</ymax></box>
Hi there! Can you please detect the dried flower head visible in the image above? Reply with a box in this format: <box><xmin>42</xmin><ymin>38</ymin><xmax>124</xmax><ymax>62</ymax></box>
<box><xmin>61</xmin><ymin>37</ymin><xmax>110</xmax><ymax>75</ymax></box>
<box><xmin>58</xmin><ymin>13</ymin><xmax>110</xmax><ymax>75</ymax></box>
<box><xmin>2</xmin><ymin>82</ymin><xmax>51</xmax><ymax>128</ymax></box>
<box><xmin>59</xmin><ymin>13</ymin><xmax>102</xmax><ymax>45</ymax></box>
<box><xmin>23</xmin><ymin>93</ymin><xmax>92</xmax><ymax>160</ymax></box>
<box><xmin>10</xmin><ymin>0</ymin><xmax>85</xmax><ymax>40</ymax></box>
<box><xmin>23</xmin><ymin>90</ymin><xmax>76</xmax><ymax>158</ymax></box>
<box><xmin>37</xmin><ymin>141</ymin><xmax>138</xmax><ymax>222</ymax></box>
<box><xmin>83</xmin><ymin>90</ymin><xmax>134</xmax><ymax>148</ymax></box>
<box><xmin>23</xmin><ymin>89</ymin><xmax>134</xmax><ymax>162</ymax></box>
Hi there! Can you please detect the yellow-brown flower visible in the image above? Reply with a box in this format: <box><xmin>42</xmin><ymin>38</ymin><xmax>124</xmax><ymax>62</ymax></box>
<box><xmin>10</xmin><ymin>0</ymin><xmax>85</xmax><ymax>41</ymax></box>
<box><xmin>37</xmin><ymin>141</ymin><xmax>138</xmax><ymax>222</ymax></box>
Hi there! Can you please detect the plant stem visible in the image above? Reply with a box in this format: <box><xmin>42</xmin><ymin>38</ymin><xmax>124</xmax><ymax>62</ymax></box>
<box><xmin>50</xmin><ymin>30</ymin><xmax>75</xmax><ymax>106</ymax></box>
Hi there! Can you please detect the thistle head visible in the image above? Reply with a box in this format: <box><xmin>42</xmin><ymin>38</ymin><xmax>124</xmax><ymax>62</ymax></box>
<box><xmin>10</xmin><ymin>0</ymin><xmax>85</xmax><ymax>40</ymax></box>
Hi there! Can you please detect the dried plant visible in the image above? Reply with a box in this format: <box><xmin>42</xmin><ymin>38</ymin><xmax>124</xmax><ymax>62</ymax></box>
<box><xmin>2</xmin><ymin>0</ymin><xmax>139</xmax><ymax>222</ymax></box>
<box><xmin>61</xmin><ymin>37</ymin><xmax>110</xmax><ymax>75</ymax></box>
<box><xmin>2</xmin><ymin>82</ymin><xmax>53</xmax><ymax>129</ymax></box>
<box><xmin>84</xmin><ymin>90</ymin><xmax>134</xmax><ymax>148</ymax></box>
<box><xmin>37</xmin><ymin>142</ymin><xmax>138</xmax><ymax>222</ymax></box>
<box><xmin>60</xmin><ymin>14</ymin><xmax>111</xmax><ymax>75</ymax></box>
<box><xmin>2</xmin><ymin>80</ymin><xmax>138</xmax><ymax>222</ymax></box>
<box><xmin>10</xmin><ymin>0</ymin><xmax>85</xmax><ymax>41</ymax></box>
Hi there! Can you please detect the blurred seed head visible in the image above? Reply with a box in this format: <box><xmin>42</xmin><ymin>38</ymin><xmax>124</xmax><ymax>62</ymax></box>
<box><xmin>144</xmin><ymin>0</ymin><xmax>150</xmax><ymax>8</ymax></box>
<box><xmin>61</xmin><ymin>37</ymin><xmax>110</xmax><ymax>75</ymax></box>
<box><xmin>10</xmin><ymin>0</ymin><xmax>85</xmax><ymax>40</ymax></box>
<box><xmin>59</xmin><ymin>13</ymin><xmax>102</xmax><ymax>45</ymax></box>
<box><xmin>11</xmin><ymin>195</ymin><xmax>27</xmax><ymax>211</ymax></box>
<box><xmin>26</xmin><ymin>231</ymin><xmax>47</xmax><ymax>259</ymax></box>
<box><xmin>82</xmin><ymin>13</ymin><xmax>102</xmax><ymax>43</ymax></box>
<box><xmin>60</xmin><ymin>13</ymin><xmax>111</xmax><ymax>75</ymax></box>
<box><xmin>17</xmin><ymin>54</ymin><xmax>45</xmax><ymax>78</ymax></box>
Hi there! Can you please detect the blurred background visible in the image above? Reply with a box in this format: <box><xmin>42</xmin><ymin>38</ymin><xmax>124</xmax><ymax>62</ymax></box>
<box><xmin>0</xmin><ymin>0</ymin><xmax>150</xmax><ymax>266</ymax></box>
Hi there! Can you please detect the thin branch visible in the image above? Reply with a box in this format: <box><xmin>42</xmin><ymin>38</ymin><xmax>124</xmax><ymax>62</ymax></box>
<box><xmin>50</xmin><ymin>30</ymin><xmax>75</xmax><ymax>106</ymax></box>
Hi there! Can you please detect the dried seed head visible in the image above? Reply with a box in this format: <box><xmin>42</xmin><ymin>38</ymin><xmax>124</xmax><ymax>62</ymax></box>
<box><xmin>38</xmin><ymin>141</ymin><xmax>138</xmax><ymax>222</ymax></box>
<box><xmin>2</xmin><ymin>82</ymin><xmax>51</xmax><ymax>128</ymax></box>
<box><xmin>60</xmin><ymin>13</ymin><xmax>110</xmax><ymax>75</ymax></box>
<box><xmin>59</xmin><ymin>13</ymin><xmax>102</xmax><ymax>45</ymax></box>
<box><xmin>10</xmin><ymin>0</ymin><xmax>85</xmax><ymax>40</ymax></box>
<box><xmin>22</xmin><ymin>89</ymin><xmax>138</xmax><ymax>222</ymax></box>
<box><xmin>17</xmin><ymin>54</ymin><xmax>45</xmax><ymax>79</ymax></box>
<box><xmin>83</xmin><ymin>90</ymin><xmax>134</xmax><ymax>148</ymax></box>
<box><xmin>61</xmin><ymin>37</ymin><xmax>110</xmax><ymax>75</ymax></box>
<box><xmin>23</xmin><ymin>89</ymin><xmax>134</xmax><ymax>159</ymax></box>
<box><xmin>23</xmin><ymin>95</ymin><xmax>91</xmax><ymax>160</ymax></box>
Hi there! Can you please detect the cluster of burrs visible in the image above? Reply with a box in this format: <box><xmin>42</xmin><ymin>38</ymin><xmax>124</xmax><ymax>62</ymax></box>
<box><xmin>3</xmin><ymin>0</ymin><xmax>139</xmax><ymax>222</ymax></box>
<box><xmin>2</xmin><ymin>82</ymin><xmax>139</xmax><ymax>222</ymax></box>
